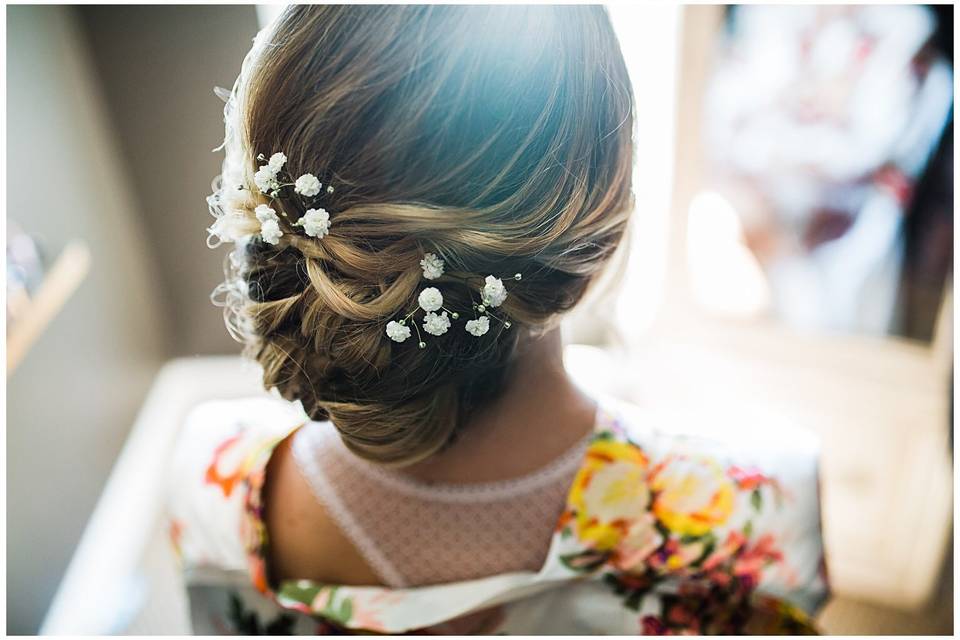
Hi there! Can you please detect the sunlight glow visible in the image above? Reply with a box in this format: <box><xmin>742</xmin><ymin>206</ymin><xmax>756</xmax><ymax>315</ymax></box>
<box><xmin>687</xmin><ymin>191</ymin><xmax>771</xmax><ymax>317</ymax></box>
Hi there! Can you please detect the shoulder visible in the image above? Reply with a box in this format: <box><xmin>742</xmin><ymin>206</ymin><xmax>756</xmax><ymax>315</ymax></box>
<box><xmin>261</xmin><ymin>428</ymin><xmax>384</xmax><ymax>587</ymax></box>
<box><xmin>598</xmin><ymin>397</ymin><xmax>822</xmax><ymax>496</ymax></box>
<box><xmin>166</xmin><ymin>395</ymin><xmax>308</xmax><ymax>573</ymax></box>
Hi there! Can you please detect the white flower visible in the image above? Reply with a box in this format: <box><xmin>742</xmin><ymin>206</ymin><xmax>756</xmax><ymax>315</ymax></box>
<box><xmin>385</xmin><ymin>320</ymin><xmax>411</xmax><ymax>343</ymax></box>
<box><xmin>481</xmin><ymin>275</ymin><xmax>507</xmax><ymax>307</ymax></box>
<box><xmin>253</xmin><ymin>205</ymin><xmax>282</xmax><ymax>244</ymax></box>
<box><xmin>254</xmin><ymin>165</ymin><xmax>278</xmax><ymax>193</ymax></box>
<box><xmin>582</xmin><ymin>460</ymin><xmax>651</xmax><ymax>522</ymax></box>
<box><xmin>254</xmin><ymin>204</ymin><xmax>278</xmax><ymax>223</ymax></box>
<box><xmin>297</xmin><ymin>208</ymin><xmax>331</xmax><ymax>238</ymax></box>
<box><xmin>294</xmin><ymin>173</ymin><xmax>322</xmax><ymax>197</ymax></box>
<box><xmin>206</xmin><ymin>211</ymin><xmax>248</xmax><ymax>246</ymax></box>
<box><xmin>260</xmin><ymin>218</ymin><xmax>282</xmax><ymax>245</ymax></box>
<box><xmin>422</xmin><ymin>311</ymin><xmax>450</xmax><ymax>336</ymax></box>
<box><xmin>465</xmin><ymin>316</ymin><xmax>490</xmax><ymax>336</ymax></box>
<box><xmin>418</xmin><ymin>287</ymin><xmax>443</xmax><ymax>312</ymax></box>
<box><xmin>267</xmin><ymin>152</ymin><xmax>287</xmax><ymax>172</ymax></box>
<box><xmin>420</xmin><ymin>253</ymin><xmax>444</xmax><ymax>280</ymax></box>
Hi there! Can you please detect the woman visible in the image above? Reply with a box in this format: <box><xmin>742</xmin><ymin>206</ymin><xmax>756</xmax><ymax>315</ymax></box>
<box><xmin>169</xmin><ymin>5</ymin><xmax>828</xmax><ymax>634</ymax></box>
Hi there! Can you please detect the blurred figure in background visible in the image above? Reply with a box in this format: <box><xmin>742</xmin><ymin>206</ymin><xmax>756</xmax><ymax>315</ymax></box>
<box><xmin>703</xmin><ymin>5</ymin><xmax>952</xmax><ymax>337</ymax></box>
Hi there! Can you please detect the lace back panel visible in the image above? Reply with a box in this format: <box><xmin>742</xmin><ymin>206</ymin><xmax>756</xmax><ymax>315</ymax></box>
<box><xmin>290</xmin><ymin>424</ymin><xmax>591</xmax><ymax>588</ymax></box>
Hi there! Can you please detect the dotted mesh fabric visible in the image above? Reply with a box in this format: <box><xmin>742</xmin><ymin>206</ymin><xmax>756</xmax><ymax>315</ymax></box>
<box><xmin>291</xmin><ymin>424</ymin><xmax>591</xmax><ymax>588</ymax></box>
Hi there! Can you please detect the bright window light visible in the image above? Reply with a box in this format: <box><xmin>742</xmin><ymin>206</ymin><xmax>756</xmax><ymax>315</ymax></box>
<box><xmin>687</xmin><ymin>190</ymin><xmax>771</xmax><ymax>317</ymax></box>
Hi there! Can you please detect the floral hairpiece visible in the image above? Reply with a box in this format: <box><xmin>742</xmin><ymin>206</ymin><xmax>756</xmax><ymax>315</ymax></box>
<box><xmin>246</xmin><ymin>151</ymin><xmax>335</xmax><ymax>245</ymax></box>
<box><xmin>220</xmin><ymin>155</ymin><xmax>521</xmax><ymax>347</ymax></box>
<box><xmin>385</xmin><ymin>253</ymin><xmax>522</xmax><ymax>348</ymax></box>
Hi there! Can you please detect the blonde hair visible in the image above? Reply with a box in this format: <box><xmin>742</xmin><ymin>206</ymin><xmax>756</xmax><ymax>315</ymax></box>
<box><xmin>209</xmin><ymin>5</ymin><xmax>634</xmax><ymax>466</ymax></box>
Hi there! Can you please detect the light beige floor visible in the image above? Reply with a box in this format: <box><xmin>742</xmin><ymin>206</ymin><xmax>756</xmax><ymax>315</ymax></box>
<box><xmin>819</xmin><ymin>548</ymin><xmax>953</xmax><ymax>635</ymax></box>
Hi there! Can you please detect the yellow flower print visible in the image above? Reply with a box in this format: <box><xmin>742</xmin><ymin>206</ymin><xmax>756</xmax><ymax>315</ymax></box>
<box><xmin>567</xmin><ymin>438</ymin><xmax>651</xmax><ymax>551</ymax></box>
<box><xmin>650</xmin><ymin>454</ymin><xmax>736</xmax><ymax>537</ymax></box>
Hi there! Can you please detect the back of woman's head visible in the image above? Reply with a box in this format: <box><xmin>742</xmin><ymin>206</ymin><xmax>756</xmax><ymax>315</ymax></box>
<box><xmin>209</xmin><ymin>5</ymin><xmax>634</xmax><ymax>466</ymax></box>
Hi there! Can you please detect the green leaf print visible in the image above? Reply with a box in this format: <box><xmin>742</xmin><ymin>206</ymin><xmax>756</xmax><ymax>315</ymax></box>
<box><xmin>691</xmin><ymin>532</ymin><xmax>717</xmax><ymax>567</ymax></box>
<box><xmin>277</xmin><ymin>581</ymin><xmax>322</xmax><ymax>606</ymax></box>
<box><xmin>331</xmin><ymin>595</ymin><xmax>353</xmax><ymax>624</ymax></box>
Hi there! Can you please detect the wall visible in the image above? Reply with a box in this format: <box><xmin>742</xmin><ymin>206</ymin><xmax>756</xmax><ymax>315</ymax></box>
<box><xmin>77</xmin><ymin>5</ymin><xmax>261</xmax><ymax>356</ymax></box>
<box><xmin>6</xmin><ymin>6</ymin><xmax>168</xmax><ymax>633</ymax></box>
<box><xmin>6</xmin><ymin>5</ymin><xmax>260</xmax><ymax>632</ymax></box>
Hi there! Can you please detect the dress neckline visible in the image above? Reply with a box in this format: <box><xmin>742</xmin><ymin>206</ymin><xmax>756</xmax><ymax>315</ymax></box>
<box><xmin>301</xmin><ymin>403</ymin><xmax>600</xmax><ymax>503</ymax></box>
<box><xmin>245</xmin><ymin>401</ymin><xmax>624</xmax><ymax>631</ymax></box>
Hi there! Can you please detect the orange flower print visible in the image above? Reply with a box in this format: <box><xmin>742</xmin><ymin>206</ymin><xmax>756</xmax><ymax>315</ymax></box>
<box><xmin>732</xmin><ymin>533</ymin><xmax>783</xmax><ymax>583</ymax></box>
<box><xmin>610</xmin><ymin>513</ymin><xmax>663</xmax><ymax>572</ymax></box>
<box><xmin>702</xmin><ymin>530</ymin><xmax>748</xmax><ymax>572</ymax></box>
<box><xmin>205</xmin><ymin>431</ymin><xmax>280</xmax><ymax>499</ymax></box>
<box><xmin>248</xmin><ymin>554</ymin><xmax>269</xmax><ymax>593</ymax></box>
<box><xmin>204</xmin><ymin>433</ymin><xmax>246</xmax><ymax>498</ymax></box>
<box><xmin>168</xmin><ymin>518</ymin><xmax>184</xmax><ymax>558</ymax></box>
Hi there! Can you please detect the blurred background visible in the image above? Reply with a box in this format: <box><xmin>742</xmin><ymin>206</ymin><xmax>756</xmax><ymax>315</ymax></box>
<box><xmin>6</xmin><ymin>4</ymin><xmax>953</xmax><ymax>635</ymax></box>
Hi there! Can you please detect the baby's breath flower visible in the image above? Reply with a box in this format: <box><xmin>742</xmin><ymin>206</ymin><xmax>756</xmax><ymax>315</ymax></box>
<box><xmin>253</xmin><ymin>165</ymin><xmax>278</xmax><ymax>193</ymax></box>
<box><xmin>420</xmin><ymin>253</ymin><xmax>444</xmax><ymax>280</ymax></box>
<box><xmin>294</xmin><ymin>173</ymin><xmax>322</xmax><ymax>197</ymax></box>
<box><xmin>254</xmin><ymin>205</ymin><xmax>282</xmax><ymax>244</ymax></box>
<box><xmin>418</xmin><ymin>287</ymin><xmax>443</xmax><ymax>312</ymax></box>
<box><xmin>465</xmin><ymin>316</ymin><xmax>490</xmax><ymax>337</ymax></box>
<box><xmin>422</xmin><ymin>311</ymin><xmax>450</xmax><ymax>336</ymax></box>
<box><xmin>254</xmin><ymin>204</ymin><xmax>278</xmax><ymax>223</ymax></box>
<box><xmin>267</xmin><ymin>152</ymin><xmax>287</xmax><ymax>172</ymax></box>
<box><xmin>259</xmin><ymin>218</ymin><xmax>282</xmax><ymax>245</ymax></box>
<box><xmin>385</xmin><ymin>320</ymin><xmax>411</xmax><ymax>343</ymax></box>
<box><xmin>481</xmin><ymin>275</ymin><xmax>507</xmax><ymax>307</ymax></box>
<box><xmin>297</xmin><ymin>208</ymin><xmax>331</xmax><ymax>239</ymax></box>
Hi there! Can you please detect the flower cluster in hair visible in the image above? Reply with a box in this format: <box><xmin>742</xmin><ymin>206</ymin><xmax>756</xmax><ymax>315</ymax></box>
<box><xmin>246</xmin><ymin>151</ymin><xmax>336</xmax><ymax>245</ymax></box>
<box><xmin>209</xmin><ymin>153</ymin><xmax>522</xmax><ymax>350</ymax></box>
<box><xmin>386</xmin><ymin>253</ymin><xmax>521</xmax><ymax>349</ymax></box>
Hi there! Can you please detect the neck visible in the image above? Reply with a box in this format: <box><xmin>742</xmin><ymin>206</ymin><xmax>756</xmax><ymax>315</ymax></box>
<box><xmin>402</xmin><ymin>326</ymin><xmax>598</xmax><ymax>483</ymax></box>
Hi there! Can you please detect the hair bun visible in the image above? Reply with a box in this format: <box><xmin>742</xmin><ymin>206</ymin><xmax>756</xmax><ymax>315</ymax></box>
<box><xmin>210</xmin><ymin>5</ymin><xmax>634</xmax><ymax>466</ymax></box>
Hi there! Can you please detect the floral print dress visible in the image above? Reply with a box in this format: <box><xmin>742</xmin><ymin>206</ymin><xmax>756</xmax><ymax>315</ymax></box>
<box><xmin>167</xmin><ymin>396</ymin><xmax>829</xmax><ymax>634</ymax></box>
